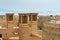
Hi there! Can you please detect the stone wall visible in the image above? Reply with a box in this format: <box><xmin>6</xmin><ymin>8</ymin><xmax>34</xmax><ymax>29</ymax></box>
<box><xmin>43</xmin><ymin>22</ymin><xmax>60</xmax><ymax>40</ymax></box>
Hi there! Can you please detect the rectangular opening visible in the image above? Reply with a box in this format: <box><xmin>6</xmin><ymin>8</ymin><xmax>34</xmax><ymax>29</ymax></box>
<box><xmin>0</xmin><ymin>34</ymin><xmax>2</xmax><ymax>38</ymax></box>
<box><xmin>32</xmin><ymin>15</ymin><xmax>37</xmax><ymax>21</ymax></box>
<box><xmin>8</xmin><ymin>15</ymin><xmax>13</xmax><ymax>21</ymax></box>
<box><xmin>22</xmin><ymin>16</ymin><xmax>27</xmax><ymax>24</ymax></box>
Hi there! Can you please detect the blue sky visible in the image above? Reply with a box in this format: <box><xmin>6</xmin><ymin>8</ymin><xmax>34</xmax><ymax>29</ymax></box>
<box><xmin>0</xmin><ymin>0</ymin><xmax>60</xmax><ymax>15</ymax></box>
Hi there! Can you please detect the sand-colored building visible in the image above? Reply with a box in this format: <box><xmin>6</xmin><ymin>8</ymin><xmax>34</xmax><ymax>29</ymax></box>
<box><xmin>43</xmin><ymin>22</ymin><xmax>60</xmax><ymax>40</ymax></box>
<box><xmin>0</xmin><ymin>13</ymin><xmax>41</xmax><ymax>40</ymax></box>
<box><xmin>50</xmin><ymin>15</ymin><xmax>60</xmax><ymax>20</ymax></box>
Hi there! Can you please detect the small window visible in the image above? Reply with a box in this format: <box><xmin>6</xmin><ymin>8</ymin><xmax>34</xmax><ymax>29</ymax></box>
<box><xmin>0</xmin><ymin>34</ymin><xmax>2</xmax><ymax>38</ymax></box>
<box><xmin>22</xmin><ymin>16</ymin><xmax>27</xmax><ymax>24</ymax></box>
<box><xmin>8</xmin><ymin>15</ymin><xmax>13</xmax><ymax>21</ymax></box>
<box><xmin>32</xmin><ymin>15</ymin><xmax>37</xmax><ymax>21</ymax></box>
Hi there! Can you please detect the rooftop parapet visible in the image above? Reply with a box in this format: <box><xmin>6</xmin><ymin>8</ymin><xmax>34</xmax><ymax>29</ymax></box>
<box><xmin>18</xmin><ymin>13</ymin><xmax>38</xmax><ymax>24</ymax></box>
